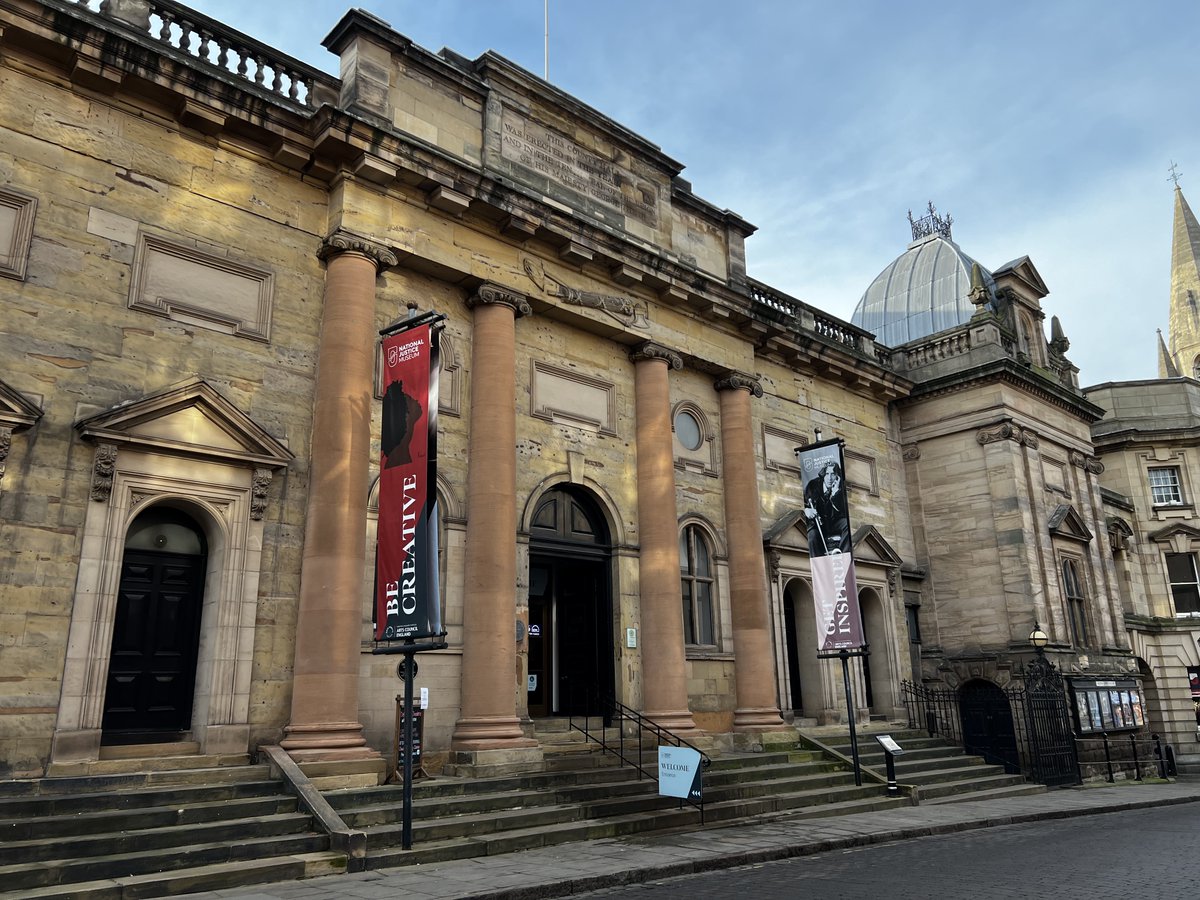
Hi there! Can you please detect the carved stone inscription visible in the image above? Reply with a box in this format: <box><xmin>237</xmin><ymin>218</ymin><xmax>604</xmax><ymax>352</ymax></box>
<box><xmin>500</xmin><ymin>109</ymin><xmax>657</xmax><ymax>227</ymax></box>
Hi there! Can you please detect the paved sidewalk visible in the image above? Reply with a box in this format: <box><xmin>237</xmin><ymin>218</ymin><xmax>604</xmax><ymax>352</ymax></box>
<box><xmin>182</xmin><ymin>780</ymin><xmax>1200</xmax><ymax>900</ymax></box>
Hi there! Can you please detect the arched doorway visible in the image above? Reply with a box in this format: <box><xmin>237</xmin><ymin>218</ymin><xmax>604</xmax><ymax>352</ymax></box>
<box><xmin>783</xmin><ymin>578</ymin><xmax>823</xmax><ymax>720</ymax></box>
<box><xmin>959</xmin><ymin>679</ymin><xmax>1020</xmax><ymax>773</ymax></box>
<box><xmin>102</xmin><ymin>506</ymin><xmax>207</xmax><ymax>744</ymax></box>
<box><xmin>527</xmin><ymin>486</ymin><xmax>614</xmax><ymax>717</ymax></box>
<box><xmin>859</xmin><ymin>587</ymin><xmax>893</xmax><ymax>716</ymax></box>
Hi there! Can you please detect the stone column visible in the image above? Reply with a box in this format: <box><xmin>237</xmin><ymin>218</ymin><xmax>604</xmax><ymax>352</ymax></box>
<box><xmin>631</xmin><ymin>343</ymin><xmax>698</xmax><ymax>734</ymax></box>
<box><xmin>451</xmin><ymin>284</ymin><xmax>538</xmax><ymax>752</ymax></box>
<box><xmin>282</xmin><ymin>234</ymin><xmax>396</xmax><ymax>760</ymax></box>
<box><xmin>715</xmin><ymin>374</ymin><xmax>788</xmax><ymax>732</ymax></box>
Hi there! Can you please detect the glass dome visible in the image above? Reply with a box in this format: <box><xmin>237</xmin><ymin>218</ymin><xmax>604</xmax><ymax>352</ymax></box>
<box><xmin>851</xmin><ymin>233</ymin><xmax>996</xmax><ymax>347</ymax></box>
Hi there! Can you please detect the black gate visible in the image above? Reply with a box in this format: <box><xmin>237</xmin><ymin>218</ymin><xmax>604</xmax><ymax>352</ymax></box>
<box><xmin>901</xmin><ymin>653</ymin><xmax>1079</xmax><ymax>786</ymax></box>
<box><xmin>1023</xmin><ymin>652</ymin><xmax>1079</xmax><ymax>786</ymax></box>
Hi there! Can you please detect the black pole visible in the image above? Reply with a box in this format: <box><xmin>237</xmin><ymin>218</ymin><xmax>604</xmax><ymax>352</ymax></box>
<box><xmin>1102</xmin><ymin>732</ymin><xmax>1114</xmax><ymax>783</ymax></box>
<box><xmin>1131</xmin><ymin>734</ymin><xmax>1142</xmax><ymax>781</ymax></box>
<box><xmin>401</xmin><ymin>644</ymin><xmax>415</xmax><ymax>850</ymax></box>
<box><xmin>840</xmin><ymin>649</ymin><xmax>861</xmax><ymax>786</ymax></box>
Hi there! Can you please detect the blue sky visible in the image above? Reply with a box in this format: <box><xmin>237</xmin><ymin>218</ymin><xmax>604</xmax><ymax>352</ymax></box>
<box><xmin>198</xmin><ymin>0</ymin><xmax>1198</xmax><ymax>386</ymax></box>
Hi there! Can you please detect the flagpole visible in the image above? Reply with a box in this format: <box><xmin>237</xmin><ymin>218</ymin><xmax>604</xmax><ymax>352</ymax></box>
<box><xmin>544</xmin><ymin>0</ymin><xmax>549</xmax><ymax>80</ymax></box>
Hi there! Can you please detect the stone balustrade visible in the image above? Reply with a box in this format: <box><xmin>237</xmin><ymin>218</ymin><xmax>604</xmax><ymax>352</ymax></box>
<box><xmin>65</xmin><ymin>0</ymin><xmax>337</xmax><ymax>108</ymax></box>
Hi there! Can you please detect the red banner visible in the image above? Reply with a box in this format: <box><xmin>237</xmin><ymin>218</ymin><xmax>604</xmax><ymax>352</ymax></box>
<box><xmin>796</xmin><ymin>439</ymin><xmax>865</xmax><ymax>651</ymax></box>
<box><xmin>375</xmin><ymin>318</ymin><xmax>443</xmax><ymax>641</ymax></box>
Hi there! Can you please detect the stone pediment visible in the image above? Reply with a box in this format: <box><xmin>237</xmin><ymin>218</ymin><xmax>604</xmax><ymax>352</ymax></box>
<box><xmin>765</xmin><ymin>511</ymin><xmax>903</xmax><ymax>568</ymax></box>
<box><xmin>1147</xmin><ymin>522</ymin><xmax>1200</xmax><ymax>547</ymax></box>
<box><xmin>76</xmin><ymin>379</ymin><xmax>293</xmax><ymax>469</ymax></box>
<box><xmin>993</xmin><ymin>256</ymin><xmax>1049</xmax><ymax>299</ymax></box>
<box><xmin>850</xmin><ymin>524</ymin><xmax>904</xmax><ymax>567</ymax></box>
<box><xmin>0</xmin><ymin>378</ymin><xmax>42</xmax><ymax>431</ymax></box>
<box><xmin>1048</xmin><ymin>504</ymin><xmax>1093</xmax><ymax>542</ymax></box>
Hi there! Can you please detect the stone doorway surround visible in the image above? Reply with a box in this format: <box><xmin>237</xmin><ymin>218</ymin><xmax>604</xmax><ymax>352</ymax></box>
<box><xmin>51</xmin><ymin>379</ymin><xmax>292</xmax><ymax>766</ymax></box>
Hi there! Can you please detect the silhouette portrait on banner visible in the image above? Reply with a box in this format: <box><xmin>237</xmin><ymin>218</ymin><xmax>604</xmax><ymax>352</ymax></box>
<box><xmin>381</xmin><ymin>379</ymin><xmax>423</xmax><ymax>468</ymax></box>
<box><xmin>803</xmin><ymin>460</ymin><xmax>851</xmax><ymax>557</ymax></box>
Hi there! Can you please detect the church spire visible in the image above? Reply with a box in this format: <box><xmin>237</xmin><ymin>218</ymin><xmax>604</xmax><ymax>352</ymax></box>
<box><xmin>1159</xmin><ymin>329</ymin><xmax>1181</xmax><ymax>378</ymax></box>
<box><xmin>1166</xmin><ymin>184</ymin><xmax>1200</xmax><ymax>378</ymax></box>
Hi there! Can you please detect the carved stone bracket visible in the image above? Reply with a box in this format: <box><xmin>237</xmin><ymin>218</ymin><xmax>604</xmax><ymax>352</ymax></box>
<box><xmin>0</xmin><ymin>427</ymin><xmax>10</xmax><ymax>481</ymax></box>
<box><xmin>91</xmin><ymin>443</ymin><xmax>118</xmax><ymax>502</ymax></box>
<box><xmin>887</xmin><ymin>568</ymin><xmax>900</xmax><ymax>595</ymax></box>
<box><xmin>713</xmin><ymin>372</ymin><xmax>763</xmax><ymax>398</ymax></box>
<box><xmin>521</xmin><ymin>257</ymin><xmax>648</xmax><ymax>328</ymax></box>
<box><xmin>629</xmin><ymin>342</ymin><xmax>682</xmax><ymax>370</ymax></box>
<box><xmin>251</xmin><ymin>468</ymin><xmax>273</xmax><ymax>521</ymax></box>
<box><xmin>976</xmin><ymin>421</ymin><xmax>1038</xmax><ymax>449</ymax></box>
<box><xmin>467</xmin><ymin>282</ymin><xmax>533</xmax><ymax>318</ymax></box>
<box><xmin>902</xmin><ymin>443</ymin><xmax>920</xmax><ymax>461</ymax></box>
<box><xmin>317</xmin><ymin>231</ymin><xmax>400</xmax><ymax>272</ymax></box>
<box><xmin>1069</xmin><ymin>450</ymin><xmax>1105</xmax><ymax>475</ymax></box>
<box><xmin>768</xmin><ymin>550</ymin><xmax>781</xmax><ymax>577</ymax></box>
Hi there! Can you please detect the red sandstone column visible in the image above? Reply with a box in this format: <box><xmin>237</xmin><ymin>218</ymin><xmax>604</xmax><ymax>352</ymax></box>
<box><xmin>631</xmin><ymin>343</ymin><xmax>698</xmax><ymax>734</ymax></box>
<box><xmin>451</xmin><ymin>284</ymin><xmax>537</xmax><ymax>751</ymax></box>
<box><xmin>283</xmin><ymin>234</ymin><xmax>396</xmax><ymax>759</ymax></box>
<box><xmin>715</xmin><ymin>374</ymin><xmax>788</xmax><ymax>732</ymax></box>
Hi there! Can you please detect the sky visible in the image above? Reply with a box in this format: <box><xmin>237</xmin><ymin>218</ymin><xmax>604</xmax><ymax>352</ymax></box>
<box><xmin>196</xmin><ymin>0</ymin><xmax>1200</xmax><ymax>387</ymax></box>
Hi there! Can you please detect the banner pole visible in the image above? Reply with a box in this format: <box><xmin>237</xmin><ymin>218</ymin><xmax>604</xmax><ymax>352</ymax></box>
<box><xmin>840</xmin><ymin>648</ymin><xmax>861</xmax><ymax>786</ymax></box>
<box><xmin>401</xmin><ymin>642</ymin><xmax>415</xmax><ymax>850</ymax></box>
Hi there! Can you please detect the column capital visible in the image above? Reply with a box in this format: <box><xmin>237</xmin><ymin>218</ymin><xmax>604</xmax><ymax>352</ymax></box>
<box><xmin>467</xmin><ymin>282</ymin><xmax>532</xmax><ymax>317</ymax></box>
<box><xmin>714</xmin><ymin>371</ymin><xmax>763</xmax><ymax>397</ymax></box>
<box><xmin>629</xmin><ymin>342</ymin><xmax>682</xmax><ymax>370</ymax></box>
<box><xmin>317</xmin><ymin>230</ymin><xmax>400</xmax><ymax>272</ymax></box>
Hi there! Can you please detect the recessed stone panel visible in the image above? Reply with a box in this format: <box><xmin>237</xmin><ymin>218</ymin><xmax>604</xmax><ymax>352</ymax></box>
<box><xmin>530</xmin><ymin>361</ymin><xmax>616</xmax><ymax>435</ymax></box>
<box><xmin>128</xmin><ymin>234</ymin><xmax>274</xmax><ymax>341</ymax></box>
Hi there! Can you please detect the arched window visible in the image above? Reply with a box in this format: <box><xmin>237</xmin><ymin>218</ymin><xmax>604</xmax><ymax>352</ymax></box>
<box><xmin>680</xmin><ymin>525</ymin><xmax>715</xmax><ymax>646</ymax></box>
<box><xmin>1061</xmin><ymin>558</ymin><xmax>1089</xmax><ymax>647</ymax></box>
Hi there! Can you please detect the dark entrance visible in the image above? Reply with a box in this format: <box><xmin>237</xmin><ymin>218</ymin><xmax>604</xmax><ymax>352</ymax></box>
<box><xmin>959</xmin><ymin>679</ymin><xmax>1021</xmax><ymax>773</ymax></box>
<box><xmin>782</xmin><ymin>595</ymin><xmax>803</xmax><ymax>714</ymax></box>
<box><xmin>527</xmin><ymin>486</ymin><xmax>613</xmax><ymax>717</ymax></box>
<box><xmin>102</xmin><ymin>507</ymin><xmax>207</xmax><ymax>743</ymax></box>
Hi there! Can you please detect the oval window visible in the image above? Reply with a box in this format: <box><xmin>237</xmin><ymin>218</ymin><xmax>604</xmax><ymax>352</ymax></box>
<box><xmin>674</xmin><ymin>409</ymin><xmax>703</xmax><ymax>451</ymax></box>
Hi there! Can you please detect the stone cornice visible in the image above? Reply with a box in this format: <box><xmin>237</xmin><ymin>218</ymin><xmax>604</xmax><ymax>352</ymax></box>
<box><xmin>317</xmin><ymin>231</ymin><xmax>400</xmax><ymax>271</ymax></box>
<box><xmin>900</xmin><ymin>358</ymin><xmax>1104</xmax><ymax>423</ymax></box>
<box><xmin>629</xmin><ymin>343</ymin><xmax>682</xmax><ymax>370</ymax></box>
<box><xmin>713</xmin><ymin>372</ymin><xmax>763</xmax><ymax>397</ymax></box>
<box><xmin>466</xmin><ymin>283</ymin><xmax>533</xmax><ymax>317</ymax></box>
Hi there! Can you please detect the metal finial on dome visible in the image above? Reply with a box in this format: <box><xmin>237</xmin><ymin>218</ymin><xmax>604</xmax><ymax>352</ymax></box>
<box><xmin>908</xmin><ymin>202</ymin><xmax>954</xmax><ymax>241</ymax></box>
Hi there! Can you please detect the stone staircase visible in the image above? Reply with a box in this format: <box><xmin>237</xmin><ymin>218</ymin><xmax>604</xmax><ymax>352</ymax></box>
<box><xmin>0</xmin><ymin>756</ymin><xmax>344</xmax><ymax>899</ymax></box>
<box><xmin>322</xmin><ymin>719</ymin><xmax>910</xmax><ymax>869</ymax></box>
<box><xmin>805</xmin><ymin>727</ymin><xmax>1048</xmax><ymax>804</ymax></box>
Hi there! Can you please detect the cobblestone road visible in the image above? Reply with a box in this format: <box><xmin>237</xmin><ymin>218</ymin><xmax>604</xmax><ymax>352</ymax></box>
<box><xmin>577</xmin><ymin>804</ymin><xmax>1200</xmax><ymax>899</ymax></box>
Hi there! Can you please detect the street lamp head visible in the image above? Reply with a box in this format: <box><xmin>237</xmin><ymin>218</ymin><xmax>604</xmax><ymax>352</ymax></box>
<box><xmin>1029</xmin><ymin>624</ymin><xmax>1049</xmax><ymax>649</ymax></box>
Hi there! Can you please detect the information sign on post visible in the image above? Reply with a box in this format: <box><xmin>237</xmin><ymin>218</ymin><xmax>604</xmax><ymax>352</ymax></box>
<box><xmin>657</xmin><ymin>746</ymin><xmax>703</xmax><ymax>801</ymax></box>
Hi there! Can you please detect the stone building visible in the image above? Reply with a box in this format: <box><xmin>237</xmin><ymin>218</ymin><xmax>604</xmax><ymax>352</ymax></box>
<box><xmin>0</xmin><ymin>0</ymin><xmax>1191</xmax><ymax>783</ymax></box>
<box><xmin>1083</xmin><ymin>185</ymin><xmax>1200</xmax><ymax>771</ymax></box>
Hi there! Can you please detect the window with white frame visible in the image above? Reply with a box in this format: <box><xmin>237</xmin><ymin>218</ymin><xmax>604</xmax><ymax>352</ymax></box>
<box><xmin>1166</xmin><ymin>552</ymin><xmax>1200</xmax><ymax>615</ymax></box>
<box><xmin>1149</xmin><ymin>466</ymin><xmax>1184</xmax><ymax>506</ymax></box>
<box><xmin>1061</xmin><ymin>558</ymin><xmax>1090</xmax><ymax>647</ymax></box>
<box><xmin>679</xmin><ymin>525</ymin><xmax>716</xmax><ymax>647</ymax></box>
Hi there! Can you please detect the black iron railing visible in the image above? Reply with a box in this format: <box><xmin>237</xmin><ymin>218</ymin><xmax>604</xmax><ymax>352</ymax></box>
<box><xmin>901</xmin><ymin>672</ymin><xmax>1081</xmax><ymax>787</ymax></box>
<box><xmin>568</xmin><ymin>692</ymin><xmax>711</xmax><ymax>823</ymax></box>
<box><xmin>1075</xmin><ymin>732</ymin><xmax>1173</xmax><ymax>783</ymax></box>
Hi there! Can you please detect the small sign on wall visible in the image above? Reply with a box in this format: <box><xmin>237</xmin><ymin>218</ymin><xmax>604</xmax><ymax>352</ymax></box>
<box><xmin>528</xmin><ymin>674</ymin><xmax>538</xmax><ymax>692</ymax></box>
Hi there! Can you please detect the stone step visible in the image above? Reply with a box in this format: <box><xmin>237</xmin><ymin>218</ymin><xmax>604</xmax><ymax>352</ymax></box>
<box><xmin>0</xmin><ymin>763</ymin><xmax>271</xmax><ymax>798</ymax></box>
<box><xmin>43</xmin><ymin>753</ymin><xmax>252</xmax><ymax>779</ymax></box>
<box><xmin>0</xmin><ymin>810</ymin><xmax>314</xmax><ymax>866</ymax></box>
<box><xmin>1</xmin><ymin>794</ymin><xmax>299</xmax><ymax>841</ymax></box>
<box><xmin>923</xmin><ymin>781</ymin><xmax>1048</xmax><ymax>804</ymax></box>
<box><xmin>0</xmin><ymin>828</ymin><xmax>332</xmax><ymax>892</ymax></box>
<box><xmin>14</xmin><ymin>850</ymin><xmax>347</xmax><ymax>899</ymax></box>
<box><xmin>0</xmin><ymin>778</ymin><xmax>285</xmax><ymax>818</ymax></box>
<box><xmin>98</xmin><ymin>740</ymin><xmax>202</xmax><ymax>760</ymax></box>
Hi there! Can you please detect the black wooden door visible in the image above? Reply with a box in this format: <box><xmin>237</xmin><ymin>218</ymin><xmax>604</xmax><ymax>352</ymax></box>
<box><xmin>959</xmin><ymin>680</ymin><xmax>1021</xmax><ymax>773</ymax></box>
<box><xmin>102</xmin><ymin>550</ymin><xmax>205</xmax><ymax>740</ymax></box>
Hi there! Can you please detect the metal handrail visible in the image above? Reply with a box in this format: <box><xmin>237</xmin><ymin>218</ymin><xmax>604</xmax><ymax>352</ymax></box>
<box><xmin>567</xmin><ymin>691</ymin><xmax>711</xmax><ymax>822</ymax></box>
